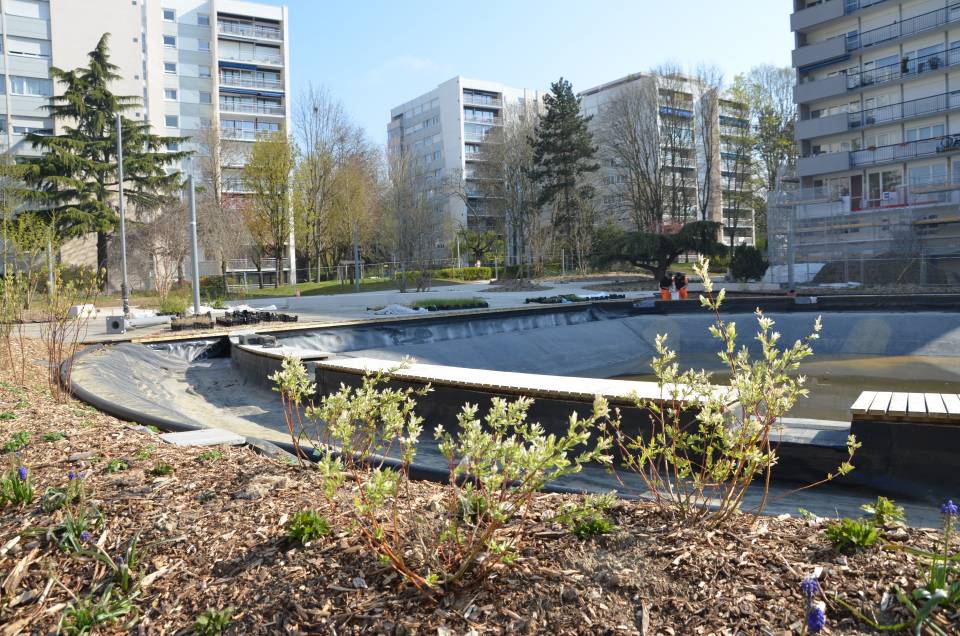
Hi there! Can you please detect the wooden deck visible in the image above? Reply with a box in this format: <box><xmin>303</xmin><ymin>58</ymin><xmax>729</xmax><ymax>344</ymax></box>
<box><xmin>851</xmin><ymin>390</ymin><xmax>960</xmax><ymax>423</ymax></box>
<box><xmin>316</xmin><ymin>356</ymin><xmax>733</xmax><ymax>406</ymax></box>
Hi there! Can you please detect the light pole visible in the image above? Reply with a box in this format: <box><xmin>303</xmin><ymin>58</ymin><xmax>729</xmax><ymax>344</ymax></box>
<box><xmin>115</xmin><ymin>113</ymin><xmax>130</xmax><ymax>317</ymax></box>
<box><xmin>187</xmin><ymin>167</ymin><xmax>201</xmax><ymax>315</ymax></box>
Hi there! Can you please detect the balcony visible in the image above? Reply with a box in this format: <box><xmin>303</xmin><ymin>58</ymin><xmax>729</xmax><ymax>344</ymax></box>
<box><xmin>848</xmin><ymin>92</ymin><xmax>954</xmax><ymax>129</ymax></box>
<box><xmin>221</xmin><ymin>129</ymin><xmax>259</xmax><ymax>142</ymax></box>
<box><xmin>219</xmin><ymin>75</ymin><xmax>283</xmax><ymax>91</ymax></box>
<box><xmin>796</xmin><ymin>112</ymin><xmax>849</xmax><ymax>140</ymax></box>
<box><xmin>846</xmin><ymin>45</ymin><xmax>959</xmax><ymax>92</ymax></box>
<box><xmin>793</xmin><ymin>35</ymin><xmax>848</xmax><ymax>69</ymax></box>
<box><xmin>222</xmin><ymin>178</ymin><xmax>252</xmax><ymax>193</ymax></box>
<box><xmin>217</xmin><ymin>52</ymin><xmax>283</xmax><ymax>67</ymax></box>
<box><xmin>463</xmin><ymin>115</ymin><xmax>502</xmax><ymax>125</ymax></box>
<box><xmin>794</xmin><ymin>73</ymin><xmax>848</xmax><ymax>103</ymax></box>
<box><xmin>462</xmin><ymin>94</ymin><xmax>502</xmax><ymax>108</ymax></box>
<box><xmin>850</xmin><ymin>4</ymin><xmax>960</xmax><ymax>52</ymax></box>
<box><xmin>850</xmin><ymin>135</ymin><xmax>960</xmax><ymax>167</ymax></box>
<box><xmin>792</xmin><ymin>0</ymin><xmax>846</xmax><ymax>32</ymax></box>
<box><xmin>218</xmin><ymin>21</ymin><xmax>282</xmax><ymax>41</ymax></box>
<box><xmin>796</xmin><ymin>151</ymin><xmax>851</xmax><ymax>177</ymax></box>
<box><xmin>219</xmin><ymin>101</ymin><xmax>285</xmax><ymax>116</ymax></box>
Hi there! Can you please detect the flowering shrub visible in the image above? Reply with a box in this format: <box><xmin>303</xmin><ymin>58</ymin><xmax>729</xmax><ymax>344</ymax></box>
<box><xmin>273</xmin><ymin>362</ymin><xmax>613</xmax><ymax>595</ymax></box>
<box><xmin>605</xmin><ymin>257</ymin><xmax>859</xmax><ymax>526</ymax></box>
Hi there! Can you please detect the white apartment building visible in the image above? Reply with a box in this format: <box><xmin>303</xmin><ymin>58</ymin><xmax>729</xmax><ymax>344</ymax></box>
<box><xmin>579</xmin><ymin>72</ymin><xmax>755</xmax><ymax>246</ymax></box>
<box><xmin>776</xmin><ymin>0</ymin><xmax>960</xmax><ymax>267</ymax></box>
<box><xmin>387</xmin><ymin>76</ymin><xmax>543</xmax><ymax>245</ymax></box>
<box><xmin>0</xmin><ymin>0</ymin><xmax>293</xmax><ymax>282</ymax></box>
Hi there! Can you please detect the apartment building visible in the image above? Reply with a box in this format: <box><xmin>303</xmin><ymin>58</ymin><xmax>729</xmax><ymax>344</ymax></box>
<box><xmin>579</xmin><ymin>73</ymin><xmax>755</xmax><ymax>246</ymax></box>
<box><xmin>387</xmin><ymin>76</ymin><xmax>543</xmax><ymax>253</ymax></box>
<box><xmin>0</xmin><ymin>0</ymin><xmax>293</xmax><ymax>283</ymax></box>
<box><xmin>777</xmin><ymin>0</ymin><xmax>960</xmax><ymax>268</ymax></box>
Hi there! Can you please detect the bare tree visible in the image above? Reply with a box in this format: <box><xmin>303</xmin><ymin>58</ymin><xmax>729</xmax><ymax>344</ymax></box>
<box><xmin>134</xmin><ymin>203</ymin><xmax>190</xmax><ymax>299</ymax></box>
<box><xmin>694</xmin><ymin>64</ymin><xmax>724</xmax><ymax>223</ymax></box>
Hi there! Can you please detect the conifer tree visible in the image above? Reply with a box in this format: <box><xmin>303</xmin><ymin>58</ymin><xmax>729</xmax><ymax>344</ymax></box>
<box><xmin>19</xmin><ymin>34</ymin><xmax>188</xmax><ymax>285</ymax></box>
<box><xmin>529</xmin><ymin>78</ymin><xmax>599</xmax><ymax>269</ymax></box>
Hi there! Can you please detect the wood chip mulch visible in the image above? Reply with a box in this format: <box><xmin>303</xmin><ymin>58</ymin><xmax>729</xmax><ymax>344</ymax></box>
<box><xmin>0</xmin><ymin>340</ymin><xmax>955</xmax><ymax>635</ymax></box>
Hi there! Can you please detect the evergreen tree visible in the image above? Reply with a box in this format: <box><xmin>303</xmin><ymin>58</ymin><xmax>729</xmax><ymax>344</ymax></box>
<box><xmin>528</xmin><ymin>77</ymin><xmax>599</xmax><ymax>269</ymax></box>
<box><xmin>19</xmin><ymin>34</ymin><xmax>188</xmax><ymax>285</ymax></box>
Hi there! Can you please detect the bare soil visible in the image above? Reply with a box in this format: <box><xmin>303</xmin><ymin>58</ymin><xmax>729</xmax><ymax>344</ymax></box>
<box><xmin>0</xmin><ymin>339</ymin><xmax>955</xmax><ymax>634</ymax></box>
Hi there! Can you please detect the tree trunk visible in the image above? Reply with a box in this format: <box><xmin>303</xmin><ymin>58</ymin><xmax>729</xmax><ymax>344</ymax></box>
<box><xmin>220</xmin><ymin>258</ymin><xmax>228</xmax><ymax>298</ymax></box>
<box><xmin>275</xmin><ymin>249</ymin><xmax>282</xmax><ymax>288</ymax></box>
<box><xmin>97</xmin><ymin>231</ymin><xmax>109</xmax><ymax>291</ymax></box>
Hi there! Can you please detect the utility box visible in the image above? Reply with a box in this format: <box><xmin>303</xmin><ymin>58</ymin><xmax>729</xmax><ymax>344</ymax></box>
<box><xmin>105</xmin><ymin>316</ymin><xmax>126</xmax><ymax>334</ymax></box>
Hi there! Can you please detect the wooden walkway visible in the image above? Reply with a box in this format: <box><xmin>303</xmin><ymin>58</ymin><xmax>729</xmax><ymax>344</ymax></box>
<box><xmin>851</xmin><ymin>390</ymin><xmax>960</xmax><ymax>422</ymax></box>
<box><xmin>316</xmin><ymin>356</ymin><xmax>733</xmax><ymax>406</ymax></box>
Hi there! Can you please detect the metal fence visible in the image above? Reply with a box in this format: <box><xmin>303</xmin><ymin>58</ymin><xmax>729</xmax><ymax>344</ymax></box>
<box><xmin>765</xmin><ymin>254</ymin><xmax>960</xmax><ymax>288</ymax></box>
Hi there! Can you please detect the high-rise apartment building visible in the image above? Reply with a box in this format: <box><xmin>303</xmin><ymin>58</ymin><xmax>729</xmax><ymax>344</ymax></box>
<box><xmin>775</xmin><ymin>0</ymin><xmax>960</xmax><ymax>270</ymax></box>
<box><xmin>579</xmin><ymin>72</ymin><xmax>755</xmax><ymax>246</ymax></box>
<box><xmin>0</xmin><ymin>0</ymin><xmax>292</xmax><ymax>281</ymax></box>
<box><xmin>388</xmin><ymin>76</ymin><xmax>543</xmax><ymax>242</ymax></box>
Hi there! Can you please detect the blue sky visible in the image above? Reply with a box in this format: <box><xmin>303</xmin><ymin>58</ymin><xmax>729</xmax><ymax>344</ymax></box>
<box><xmin>260</xmin><ymin>0</ymin><xmax>793</xmax><ymax>145</ymax></box>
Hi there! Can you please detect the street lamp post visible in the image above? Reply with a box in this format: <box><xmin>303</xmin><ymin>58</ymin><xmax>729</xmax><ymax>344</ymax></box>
<box><xmin>115</xmin><ymin>113</ymin><xmax>130</xmax><ymax>317</ymax></box>
<box><xmin>187</xmin><ymin>169</ymin><xmax>201</xmax><ymax>315</ymax></box>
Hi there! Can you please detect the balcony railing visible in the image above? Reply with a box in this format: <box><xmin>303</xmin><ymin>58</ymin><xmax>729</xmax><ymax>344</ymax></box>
<box><xmin>218</xmin><ymin>21</ymin><xmax>282</xmax><ymax>41</ymax></box>
<box><xmin>845</xmin><ymin>0</ymin><xmax>887</xmax><ymax>13</ymax></box>
<box><xmin>849</xmin><ymin>3</ymin><xmax>960</xmax><ymax>51</ymax></box>
<box><xmin>219</xmin><ymin>75</ymin><xmax>283</xmax><ymax>90</ymax></box>
<box><xmin>846</xmin><ymin>45</ymin><xmax>960</xmax><ymax>91</ymax></box>
<box><xmin>219</xmin><ymin>101</ymin><xmax>285</xmax><ymax>116</ymax></box>
<box><xmin>847</xmin><ymin>92</ymin><xmax>956</xmax><ymax>129</ymax></box>
<box><xmin>222</xmin><ymin>178</ymin><xmax>251</xmax><ymax>193</ymax></box>
<box><xmin>225</xmin><ymin>257</ymin><xmax>290</xmax><ymax>272</ymax></box>
<box><xmin>218</xmin><ymin>52</ymin><xmax>283</xmax><ymax>66</ymax></box>
<box><xmin>463</xmin><ymin>115</ymin><xmax>501</xmax><ymax>125</ymax></box>
<box><xmin>850</xmin><ymin>135</ymin><xmax>960</xmax><ymax>167</ymax></box>
<box><xmin>221</xmin><ymin>129</ymin><xmax>259</xmax><ymax>141</ymax></box>
<box><xmin>462</xmin><ymin>94</ymin><xmax>502</xmax><ymax>108</ymax></box>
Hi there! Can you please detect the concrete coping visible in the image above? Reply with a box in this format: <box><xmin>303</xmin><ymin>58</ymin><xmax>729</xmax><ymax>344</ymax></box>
<box><xmin>233</xmin><ymin>341</ymin><xmax>333</xmax><ymax>362</ymax></box>
<box><xmin>316</xmin><ymin>356</ymin><xmax>735</xmax><ymax>406</ymax></box>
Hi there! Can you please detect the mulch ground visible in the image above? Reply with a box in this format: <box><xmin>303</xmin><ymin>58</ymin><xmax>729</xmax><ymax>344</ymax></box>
<box><xmin>0</xmin><ymin>340</ymin><xmax>955</xmax><ymax>635</ymax></box>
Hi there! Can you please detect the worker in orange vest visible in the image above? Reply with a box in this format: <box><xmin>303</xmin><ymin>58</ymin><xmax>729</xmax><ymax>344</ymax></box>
<box><xmin>674</xmin><ymin>272</ymin><xmax>688</xmax><ymax>300</ymax></box>
<box><xmin>659</xmin><ymin>272</ymin><xmax>673</xmax><ymax>300</ymax></box>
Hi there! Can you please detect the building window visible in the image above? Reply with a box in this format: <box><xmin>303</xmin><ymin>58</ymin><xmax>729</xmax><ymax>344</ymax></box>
<box><xmin>199</xmin><ymin>91</ymin><xmax>211</xmax><ymax>104</ymax></box>
<box><xmin>197</xmin><ymin>40</ymin><xmax>210</xmax><ymax>52</ymax></box>
<box><xmin>163</xmin><ymin>35</ymin><xmax>176</xmax><ymax>48</ymax></box>
<box><xmin>165</xmin><ymin>115</ymin><xmax>179</xmax><ymax>127</ymax></box>
<box><xmin>9</xmin><ymin>76</ymin><xmax>52</xmax><ymax>97</ymax></box>
<box><xmin>197</xmin><ymin>13</ymin><xmax>210</xmax><ymax>26</ymax></box>
<box><xmin>198</xmin><ymin>65</ymin><xmax>211</xmax><ymax>78</ymax></box>
<box><xmin>164</xmin><ymin>62</ymin><xmax>176</xmax><ymax>74</ymax></box>
<box><xmin>164</xmin><ymin>88</ymin><xmax>177</xmax><ymax>100</ymax></box>
<box><xmin>162</xmin><ymin>8</ymin><xmax>175</xmax><ymax>21</ymax></box>
<box><xmin>166</xmin><ymin>142</ymin><xmax>180</xmax><ymax>152</ymax></box>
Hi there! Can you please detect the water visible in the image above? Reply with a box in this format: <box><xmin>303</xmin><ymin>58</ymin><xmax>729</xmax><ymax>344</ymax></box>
<box><xmin>617</xmin><ymin>354</ymin><xmax>960</xmax><ymax>421</ymax></box>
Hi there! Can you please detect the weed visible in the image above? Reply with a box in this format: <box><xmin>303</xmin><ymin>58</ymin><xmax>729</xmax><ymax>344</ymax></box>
<box><xmin>555</xmin><ymin>492</ymin><xmax>617</xmax><ymax>539</ymax></box>
<box><xmin>2</xmin><ymin>430</ymin><xmax>29</xmax><ymax>453</ymax></box>
<box><xmin>0</xmin><ymin>412</ymin><xmax>15</xmax><ymax>421</ymax></box>
<box><xmin>194</xmin><ymin>607</ymin><xmax>235</xmax><ymax>636</ymax></box>
<box><xmin>13</xmin><ymin>399</ymin><xmax>29</xmax><ymax>409</ymax></box>
<box><xmin>60</xmin><ymin>588</ymin><xmax>135</xmax><ymax>635</ymax></box>
<box><xmin>134</xmin><ymin>445</ymin><xmax>156</xmax><ymax>460</ymax></box>
<box><xmin>145</xmin><ymin>424</ymin><xmax>160</xmax><ymax>434</ymax></box>
<box><xmin>824</xmin><ymin>518</ymin><xmax>879</xmax><ymax>553</ymax></box>
<box><xmin>149</xmin><ymin>463</ymin><xmax>173</xmax><ymax>477</ymax></box>
<box><xmin>106</xmin><ymin>458</ymin><xmax>129</xmax><ymax>473</ymax></box>
<box><xmin>861</xmin><ymin>496</ymin><xmax>906</xmax><ymax>528</ymax></box>
<box><xmin>285</xmin><ymin>510</ymin><xmax>331</xmax><ymax>544</ymax></box>
<box><xmin>42</xmin><ymin>431</ymin><xmax>67</xmax><ymax>442</ymax></box>
<box><xmin>197</xmin><ymin>449</ymin><xmax>224</xmax><ymax>462</ymax></box>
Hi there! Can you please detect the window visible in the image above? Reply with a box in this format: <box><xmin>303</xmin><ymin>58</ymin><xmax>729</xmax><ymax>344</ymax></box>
<box><xmin>166</xmin><ymin>142</ymin><xmax>180</xmax><ymax>152</ymax></box>
<box><xmin>905</xmin><ymin>124</ymin><xmax>945</xmax><ymax>142</ymax></box>
<box><xmin>7</xmin><ymin>37</ymin><xmax>51</xmax><ymax>59</ymax></box>
<box><xmin>198</xmin><ymin>65</ymin><xmax>211</xmax><ymax>78</ymax></box>
<box><xmin>197</xmin><ymin>13</ymin><xmax>209</xmax><ymax>26</ymax></box>
<box><xmin>164</xmin><ymin>88</ymin><xmax>177</xmax><ymax>100</ymax></box>
<box><xmin>162</xmin><ymin>8</ymin><xmax>175</xmax><ymax>21</ymax></box>
<box><xmin>199</xmin><ymin>91</ymin><xmax>211</xmax><ymax>104</ymax></box>
<box><xmin>6</xmin><ymin>0</ymin><xmax>50</xmax><ymax>19</ymax></box>
<box><xmin>165</xmin><ymin>115</ymin><xmax>178</xmax><ymax>127</ymax></box>
<box><xmin>197</xmin><ymin>40</ymin><xmax>210</xmax><ymax>52</ymax></box>
<box><xmin>9</xmin><ymin>76</ymin><xmax>52</xmax><ymax>97</ymax></box>
<box><xmin>163</xmin><ymin>35</ymin><xmax>176</xmax><ymax>48</ymax></box>
<box><xmin>164</xmin><ymin>62</ymin><xmax>176</xmax><ymax>74</ymax></box>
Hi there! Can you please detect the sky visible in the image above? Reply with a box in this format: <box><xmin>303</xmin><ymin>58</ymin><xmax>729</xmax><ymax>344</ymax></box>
<box><xmin>258</xmin><ymin>0</ymin><xmax>793</xmax><ymax>145</ymax></box>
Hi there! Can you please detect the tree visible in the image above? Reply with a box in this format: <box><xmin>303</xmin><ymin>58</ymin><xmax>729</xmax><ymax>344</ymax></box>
<box><xmin>592</xmin><ymin>220</ymin><xmax>725</xmax><ymax>282</ymax></box>
<box><xmin>242</xmin><ymin>131</ymin><xmax>296</xmax><ymax>287</ymax></box>
<box><xmin>19</xmin><ymin>33</ymin><xmax>187</xmax><ymax>288</ymax></box>
<box><xmin>131</xmin><ymin>202</ymin><xmax>190</xmax><ymax>299</ymax></box>
<box><xmin>719</xmin><ymin>88</ymin><xmax>755</xmax><ymax>253</ymax></box>
<box><xmin>529</xmin><ymin>77</ymin><xmax>599</xmax><ymax>272</ymax></box>
<box><xmin>293</xmin><ymin>85</ymin><xmax>370</xmax><ymax>278</ymax></box>
<box><xmin>694</xmin><ymin>65</ymin><xmax>724</xmax><ymax>222</ymax></box>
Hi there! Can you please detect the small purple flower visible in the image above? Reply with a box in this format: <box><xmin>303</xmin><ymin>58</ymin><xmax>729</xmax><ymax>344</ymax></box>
<box><xmin>67</xmin><ymin>470</ymin><xmax>76</xmax><ymax>481</ymax></box>
<box><xmin>806</xmin><ymin>605</ymin><xmax>826</xmax><ymax>633</ymax></box>
<box><xmin>80</xmin><ymin>531</ymin><xmax>92</xmax><ymax>543</ymax></box>
<box><xmin>116</xmin><ymin>555</ymin><xmax>126</xmax><ymax>566</ymax></box>
<box><xmin>16</xmin><ymin>466</ymin><xmax>27</xmax><ymax>481</ymax></box>
<box><xmin>942</xmin><ymin>500</ymin><xmax>959</xmax><ymax>516</ymax></box>
<box><xmin>801</xmin><ymin>576</ymin><xmax>819</xmax><ymax>599</ymax></box>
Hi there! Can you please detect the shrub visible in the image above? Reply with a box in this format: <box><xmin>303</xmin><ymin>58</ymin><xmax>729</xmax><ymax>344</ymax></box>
<box><xmin>285</xmin><ymin>510</ymin><xmax>331</xmax><ymax>544</ymax></box>
<box><xmin>605</xmin><ymin>257</ymin><xmax>858</xmax><ymax>526</ymax></box>
<box><xmin>433</xmin><ymin>266</ymin><xmax>492</xmax><ymax>281</ymax></box>
<box><xmin>2</xmin><ymin>430</ymin><xmax>30</xmax><ymax>453</ymax></box>
<box><xmin>157</xmin><ymin>294</ymin><xmax>188</xmax><ymax>316</ymax></box>
<box><xmin>199</xmin><ymin>275</ymin><xmax>226</xmax><ymax>298</ymax></box>
<box><xmin>554</xmin><ymin>492</ymin><xmax>617</xmax><ymax>539</ymax></box>
<box><xmin>274</xmin><ymin>362</ymin><xmax>613</xmax><ymax>595</ymax></box>
<box><xmin>825</xmin><ymin>518</ymin><xmax>879</xmax><ymax>552</ymax></box>
<box><xmin>409</xmin><ymin>297</ymin><xmax>488</xmax><ymax>311</ymax></box>
<box><xmin>194</xmin><ymin>607</ymin><xmax>235</xmax><ymax>636</ymax></box>
<box><xmin>729</xmin><ymin>245</ymin><xmax>769</xmax><ymax>282</ymax></box>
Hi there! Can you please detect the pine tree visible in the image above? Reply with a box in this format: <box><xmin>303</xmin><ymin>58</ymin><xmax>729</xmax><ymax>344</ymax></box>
<box><xmin>529</xmin><ymin>77</ymin><xmax>599</xmax><ymax>269</ymax></box>
<box><xmin>19</xmin><ymin>34</ymin><xmax>188</xmax><ymax>285</ymax></box>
